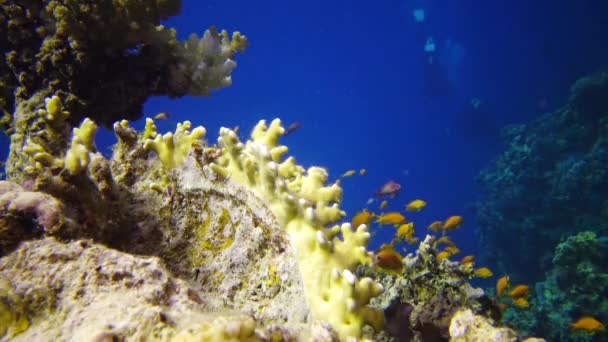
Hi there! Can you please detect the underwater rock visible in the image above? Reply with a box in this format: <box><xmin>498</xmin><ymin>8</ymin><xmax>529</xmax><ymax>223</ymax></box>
<box><xmin>449</xmin><ymin>309</ymin><xmax>544</xmax><ymax>342</ymax></box>
<box><xmin>0</xmin><ymin>237</ymin><xmax>320</xmax><ymax>341</ymax></box>
<box><xmin>0</xmin><ymin>181</ymin><xmax>78</xmax><ymax>256</ymax></box>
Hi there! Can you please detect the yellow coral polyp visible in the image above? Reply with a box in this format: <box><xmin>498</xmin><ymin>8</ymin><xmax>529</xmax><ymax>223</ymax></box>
<box><xmin>38</xmin><ymin>95</ymin><xmax>69</xmax><ymax>124</ymax></box>
<box><xmin>143</xmin><ymin>120</ymin><xmax>206</xmax><ymax>169</ymax></box>
<box><xmin>65</xmin><ymin>118</ymin><xmax>98</xmax><ymax>174</ymax></box>
<box><xmin>210</xmin><ymin>119</ymin><xmax>384</xmax><ymax>339</ymax></box>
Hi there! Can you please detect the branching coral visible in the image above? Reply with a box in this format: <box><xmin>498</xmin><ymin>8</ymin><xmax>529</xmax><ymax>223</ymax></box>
<box><xmin>143</xmin><ymin>119</ymin><xmax>206</xmax><ymax>170</ymax></box>
<box><xmin>210</xmin><ymin>119</ymin><xmax>385</xmax><ymax>339</ymax></box>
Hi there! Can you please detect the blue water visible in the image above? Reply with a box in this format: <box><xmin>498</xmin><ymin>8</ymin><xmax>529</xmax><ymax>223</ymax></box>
<box><xmin>91</xmin><ymin>0</ymin><xmax>608</xmax><ymax>259</ymax></box>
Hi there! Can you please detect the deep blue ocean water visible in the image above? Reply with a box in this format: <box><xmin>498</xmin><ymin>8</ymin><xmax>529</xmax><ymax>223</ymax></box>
<box><xmin>21</xmin><ymin>0</ymin><xmax>608</xmax><ymax>277</ymax></box>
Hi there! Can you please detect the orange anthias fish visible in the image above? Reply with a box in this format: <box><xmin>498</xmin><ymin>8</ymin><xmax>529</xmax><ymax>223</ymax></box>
<box><xmin>434</xmin><ymin>235</ymin><xmax>454</xmax><ymax>247</ymax></box>
<box><xmin>352</xmin><ymin>209</ymin><xmax>374</xmax><ymax>229</ymax></box>
<box><xmin>460</xmin><ymin>255</ymin><xmax>475</xmax><ymax>265</ymax></box>
<box><xmin>571</xmin><ymin>316</ymin><xmax>605</xmax><ymax>332</ymax></box>
<box><xmin>375</xmin><ymin>212</ymin><xmax>406</xmax><ymax>226</ymax></box>
<box><xmin>474</xmin><ymin>267</ymin><xmax>493</xmax><ymax>278</ymax></box>
<box><xmin>443</xmin><ymin>215</ymin><xmax>463</xmax><ymax>230</ymax></box>
<box><xmin>405</xmin><ymin>199</ymin><xmax>427</xmax><ymax>212</ymax></box>
<box><xmin>375</xmin><ymin>180</ymin><xmax>401</xmax><ymax>198</ymax></box>
<box><xmin>436</xmin><ymin>250</ymin><xmax>451</xmax><ymax>262</ymax></box>
<box><xmin>427</xmin><ymin>220</ymin><xmax>443</xmax><ymax>232</ymax></box>
<box><xmin>512</xmin><ymin>297</ymin><xmax>529</xmax><ymax>309</ymax></box>
<box><xmin>443</xmin><ymin>245</ymin><xmax>460</xmax><ymax>256</ymax></box>
<box><xmin>380</xmin><ymin>200</ymin><xmax>388</xmax><ymax>209</ymax></box>
<box><xmin>496</xmin><ymin>275</ymin><xmax>510</xmax><ymax>297</ymax></box>
<box><xmin>396</xmin><ymin>222</ymin><xmax>415</xmax><ymax>242</ymax></box>
<box><xmin>508</xmin><ymin>284</ymin><xmax>530</xmax><ymax>299</ymax></box>
<box><xmin>375</xmin><ymin>245</ymin><xmax>403</xmax><ymax>272</ymax></box>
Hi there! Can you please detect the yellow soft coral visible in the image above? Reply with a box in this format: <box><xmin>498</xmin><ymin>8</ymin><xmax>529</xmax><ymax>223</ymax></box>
<box><xmin>143</xmin><ymin>119</ymin><xmax>206</xmax><ymax>169</ymax></box>
<box><xmin>211</xmin><ymin>119</ymin><xmax>384</xmax><ymax>339</ymax></box>
<box><xmin>64</xmin><ymin>118</ymin><xmax>98</xmax><ymax>174</ymax></box>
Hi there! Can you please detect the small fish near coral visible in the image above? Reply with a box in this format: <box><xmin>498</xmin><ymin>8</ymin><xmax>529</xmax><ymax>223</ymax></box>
<box><xmin>405</xmin><ymin>199</ymin><xmax>427</xmax><ymax>212</ymax></box>
<box><xmin>375</xmin><ymin>180</ymin><xmax>401</xmax><ymax>198</ymax></box>
<box><xmin>473</xmin><ymin>267</ymin><xmax>493</xmax><ymax>278</ymax></box>
<box><xmin>375</xmin><ymin>244</ymin><xmax>404</xmax><ymax>272</ymax></box>
<box><xmin>340</xmin><ymin>169</ymin><xmax>356</xmax><ymax>178</ymax></box>
<box><xmin>375</xmin><ymin>212</ymin><xmax>406</xmax><ymax>226</ymax></box>
<box><xmin>496</xmin><ymin>275</ymin><xmax>510</xmax><ymax>297</ymax></box>
<box><xmin>351</xmin><ymin>209</ymin><xmax>374</xmax><ymax>229</ymax></box>
<box><xmin>571</xmin><ymin>316</ymin><xmax>605</xmax><ymax>333</ymax></box>
<box><xmin>283</xmin><ymin>121</ymin><xmax>302</xmax><ymax>136</ymax></box>
<box><xmin>442</xmin><ymin>215</ymin><xmax>463</xmax><ymax>231</ymax></box>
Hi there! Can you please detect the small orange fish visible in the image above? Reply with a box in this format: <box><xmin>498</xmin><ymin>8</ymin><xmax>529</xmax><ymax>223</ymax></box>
<box><xmin>474</xmin><ymin>267</ymin><xmax>493</xmax><ymax>278</ymax></box>
<box><xmin>509</xmin><ymin>285</ymin><xmax>530</xmax><ymax>299</ymax></box>
<box><xmin>376</xmin><ymin>212</ymin><xmax>406</xmax><ymax>226</ymax></box>
<box><xmin>396</xmin><ymin>222</ymin><xmax>415</xmax><ymax>241</ymax></box>
<box><xmin>375</xmin><ymin>246</ymin><xmax>403</xmax><ymax>272</ymax></box>
<box><xmin>443</xmin><ymin>215</ymin><xmax>463</xmax><ymax>230</ymax></box>
<box><xmin>496</xmin><ymin>276</ymin><xmax>510</xmax><ymax>297</ymax></box>
<box><xmin>405</xmin><ymin>236</ymin><xmax>419</xmax><ymax>245</ymax></box>
<box><xmin>571</xmin><ymin>316</ymin><xmax>605</xmax><ymax>332</ymax></box>
<box><xmin>496</xmin><ymin>302</ymin><xmax>508</xmax><ymax>311</ymax></box>
<box><xmin>436</xmin><ymin>250</ymin><xmax>451</xmax><ymax>262</ymax></box>
<box><xmin>380</xmin><ymin>200</ymin><xmax>388</xmax><ymax>209</ymax></box>
<box><xmin>341</xmin><ymin>169</ymin><xmax>356</xmax><ymax>178</ymax></box>
<box><xmin>512</xmin><ymin>297</ymin><xmax>529</xmax><ymax>309</ymax></box>
<box><xmin>460</xmin><ymin>255</ymin><xmax>475</xmax><ymax>265</ymax></box>
<box><xmin>434</xmin><ymin>235</ymin><xmax>454</xmax><ymax>247</ymax></box>
<box><xmin>375</xmin><ymin>180</ymin><xmax>401</xmax><ymax>198</ymax></box>
<box><xmin>153</xmin><ymin>112</ymin><xmax>170</xmax><ymax>120</ymax></box>
<box><xmin>427</xmin><ymin>221</ymin><xmax>443</xmax><ymax>232</ymax></box>
<box><xmin>405</xmin><ymin>199</ymin><xmax>427</xmax><ymax>212</ymax></box>
<box><xmin>443</xmin><ymin>245</ymin><xmax>460</xmax><ymax>256</ymax></box>
<box><xmin>352</xmin><ymin>209</ymin><xmax>374</xmax><ymax>229</ymax></box>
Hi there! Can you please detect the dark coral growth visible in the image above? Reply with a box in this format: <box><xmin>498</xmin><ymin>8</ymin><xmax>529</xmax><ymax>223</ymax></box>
<box><xmin>474</xmin><ymin>71</ymin><xmax>608</xmax><ymax>284</ymax></box>
<box><xmin>364</xmin><ymin>236</ymin><xmax>498</xmax><ymax>341</ymax></box>
<box><xmin>0</xmin><ymin>0</ymin><xmax>246</xmax><ymax>129</ymax></box>
<box><xmin>1</xmin><ymin>0</ymin><xmax>246</xmax><ymax>183</ymax></box>
<box><xmin>474</xmin><ymin>71</ymin><xmax>608</xmax><ymax>341</ymax></box>
<box><xmin>502</xmin><ymin>231</ymin><xmax>608</xmax><ymax>341</ymax></box>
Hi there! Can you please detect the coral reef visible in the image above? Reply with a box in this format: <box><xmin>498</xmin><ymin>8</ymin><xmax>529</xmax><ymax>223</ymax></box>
<box><xmin>0</xmin><ymin>1</ymin><xmax>543</xmax><ymax>340</ymax></box>
<box><xmin>0</xmin><ymin>238</ymin><xmax>277</xmax><ymax>341</ymax></box>
<box><xmin>474</xmin><ymin>71</ymin><xmax>608</xmax><ymax>284</ymax></box>
<box><xmin>503</xmin><ymin>231</ymin><xmax>608</xmax><ymax>341</ymax></box>
<box><xmin>1</xmin><ymin>0</ymin><xmax>247</xmax><ymax>182</ymax></box>
<box><xmin>365</xmin><ymin>235</ymin><xmax>503</xmax><ymax>341</ymax></box>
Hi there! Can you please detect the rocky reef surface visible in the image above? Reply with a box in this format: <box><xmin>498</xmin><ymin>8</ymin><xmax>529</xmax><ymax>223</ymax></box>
<box><xmin>0</xmin><ymin>1</ymin><xmax>544</xmax><ymax>341</ymax></box>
